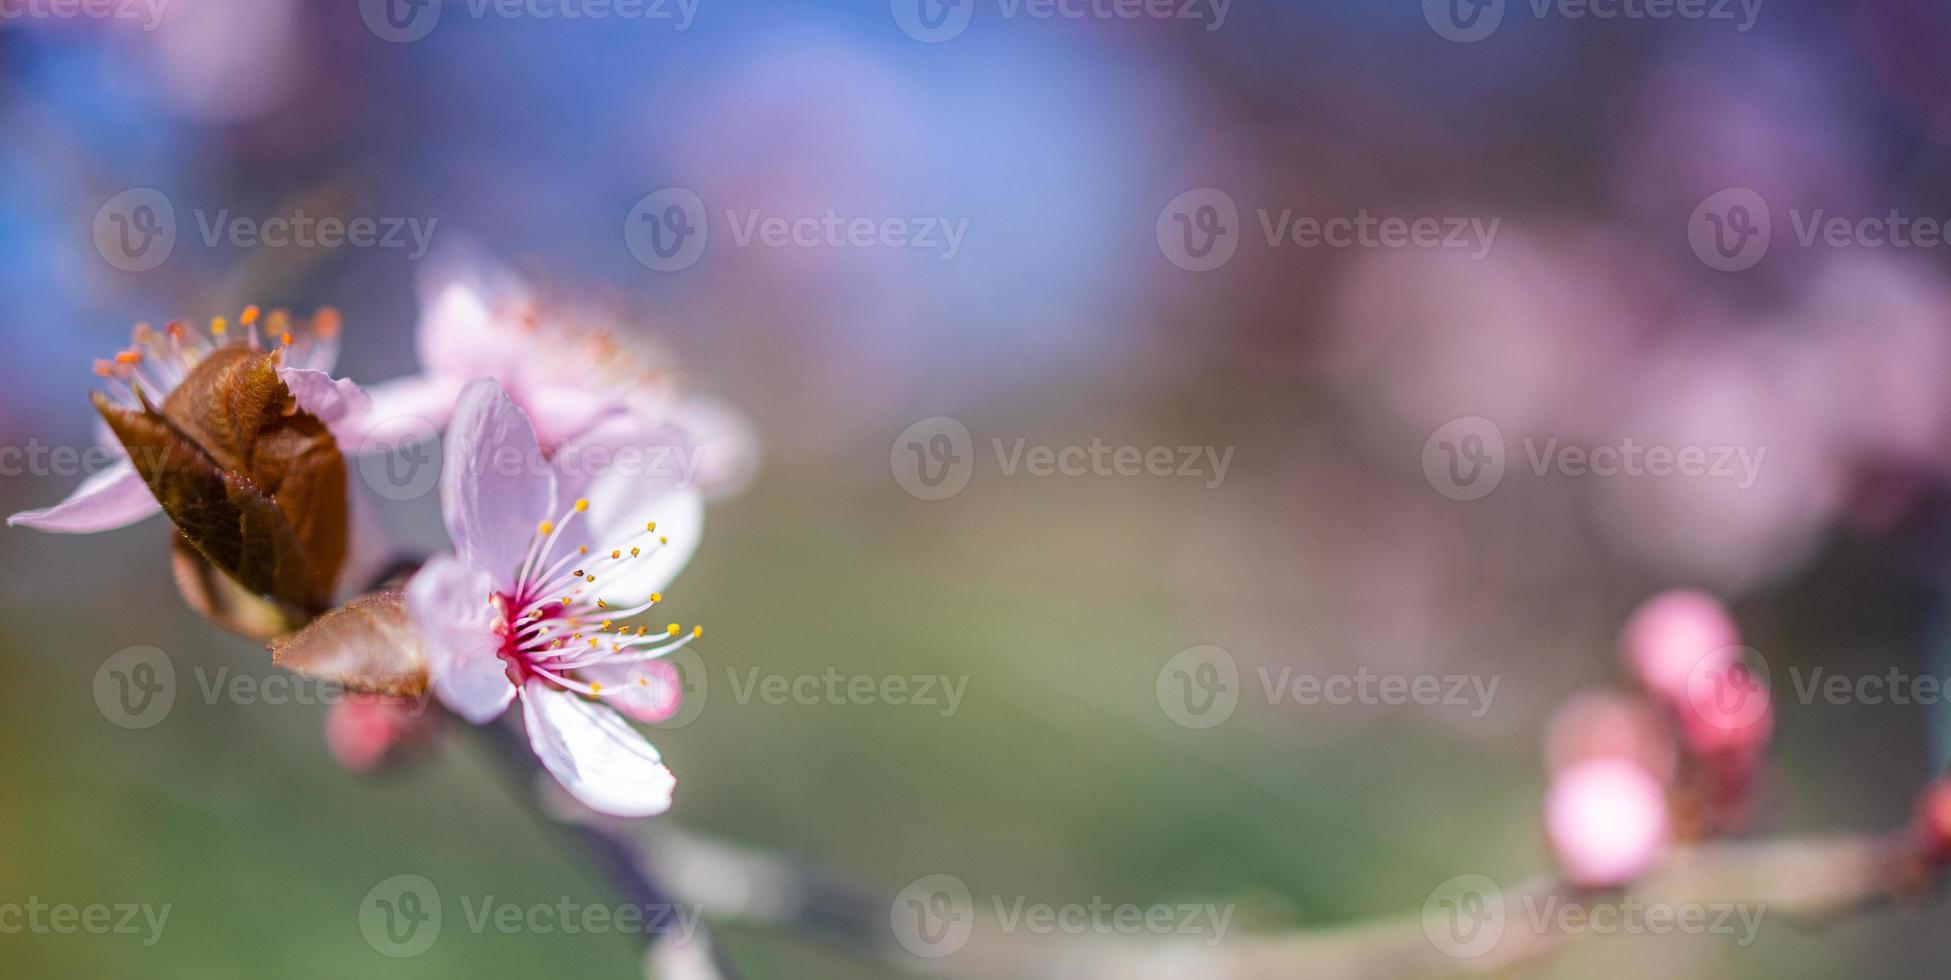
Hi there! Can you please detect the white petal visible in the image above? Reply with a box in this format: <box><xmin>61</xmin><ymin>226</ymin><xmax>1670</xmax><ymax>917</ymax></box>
<box><xmin>522</xmin><ymin>681</ymin><xmax>675</xmax><ymax>817</ymax></box>
<box><xmin>443</xmin><ymin>379</ymin><xmax>557</xmax><ymax>592</ymax></box>
<box><xmin>552</xmin><ymin>417</ymin><xmax>705</xmax><ymax>606</ymax></box>
<box><xmin>6</xmin><ymin>460</ymin><xmax>159</xmax><ymax>533</ymax></box>
<box><xmin>417</xmin><ymin>278</ymin><xmax>527</xmax><ymax>383</ymax></box>
<box><xmin>276</xmin><ymin>366</ymin><xmax>374</xmax><ymax>438</ymax></box>
<box><xmin>406</xmin><ymin>556</ymin><xmax>515</xmax><ymax>724</ymax></box>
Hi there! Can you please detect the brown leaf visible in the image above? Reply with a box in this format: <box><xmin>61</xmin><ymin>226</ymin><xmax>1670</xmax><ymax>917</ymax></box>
<box><xmin>170</xmin><ymin>533</ymin><xmax>301</xmax><ymax>641</ymax></box>
<box><xmin>157</xmin><ymin>347</ymin><xmax>349</xmax><ymax>602</ymax></box>
<box><xmin>96</xmin><ymin>391</ymin><xmax>327</xmax><ymax>617</ymax></box>
<box><xmin>270</xmin><ymin>590</ymin><xmax>431</xmax><ymax>697</ymax></box>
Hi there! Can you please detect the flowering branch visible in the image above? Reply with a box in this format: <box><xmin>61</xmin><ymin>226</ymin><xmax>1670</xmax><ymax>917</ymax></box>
<box><xmin>549</xmin><ymin>810</ymin><xmax>1925</xmax><ymax>980</ymax></box>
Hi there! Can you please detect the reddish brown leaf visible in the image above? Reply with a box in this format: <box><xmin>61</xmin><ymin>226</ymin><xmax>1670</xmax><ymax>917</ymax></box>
<box><xmin>270</xmin><ymin>590</ymin><xmax>431</xmax><ymax>697</ymax></box>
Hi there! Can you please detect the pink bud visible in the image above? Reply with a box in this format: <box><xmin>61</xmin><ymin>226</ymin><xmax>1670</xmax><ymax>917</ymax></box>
<box><xmin>327</xmin><ymin>696</ymin><xmax>432</xmax><ymax>772</ymax></box>
<box><xmin>1545</xmin><ymin>758</ymin><xmax>1670</xmax><ymax>888</ymax></box>
<box><xmin>1622</xmin><ymin>589</ymin><xmax>1740</xmax><ymax>705</ymax></box>
<box><xmin>1544</xmin><ymin>690</ymin><xmax>1678</xmax><ymax>786</ymax></box>
<box><xmin>1916</xmin><ymin>777</ymin><xmax>1951</xmax><ymax>863</ymax></box>
<box><xmin>1678</xmin><ymin>650</ymin><xmax>1773</xmax><ymax>756</ymax></box>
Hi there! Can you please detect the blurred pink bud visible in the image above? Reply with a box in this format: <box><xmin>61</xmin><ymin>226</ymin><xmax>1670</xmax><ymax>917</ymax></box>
<box><xmin>1545</xmin><ymin>759</ymin><xmax>1671</xmax><ymax>888</ymax></box>
<box><xmin>327</xmin><ymin>696</ymin><xmax>435</xmax><ymax>773</ymax></box>
<box><xmin>1621</xmin><ymin>590</ymin><xmax>1740</xmax><ymax>704</ymax></box>
<box><xmin>1678</xmin><ymin>649</ymin><xmax>1774</xmax><ymax>757</ymax></box>
<box><xmin>1544</xmin><ymin>690</ymin><xmax>1678</xmax><ymax>786</ymax></box>
<box><xmin>1915</xmin><ymin>778</ymin><xmax>1951</xmax><ymax>863</ymax></box>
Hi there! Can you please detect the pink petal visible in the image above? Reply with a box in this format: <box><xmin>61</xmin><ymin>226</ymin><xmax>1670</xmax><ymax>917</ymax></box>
<box><xmin>576</xmin><ymin>659</ymin><xmax>685</xmax><ymax>724</ymax></box>
<box><xmin>7</xmin><ymin>460</ymin><xmax>159</xmax><ymax>533</ymax></box>
<box><xmin>1544</xmin><ymin>758</ymin><xmax>1670</xmax><ymax>888</ymax></box>
<box><xmin>338</xmin><ymin>374</ymin><xmax>466</xmax><ymax>455</ymax></box>
<box><xmin>418</xmin><ymin>280</ymin><xmax>527</xmax><ymax>383</ymax></box>
<box><xmin>518</xmin><ymin>382</ymin><xmax>631</xmax><ymax>452</ymax></box>
<box><xmin>407</xmin><ymin>555</ymin><xmax>515</xmax><ymax>724</ymax></box>
<box><xmin>521</xmin><ymin>680</ymin><xmax>675</xmax><ymax>817</ymax></box>
<box><xmin>277</xmin><ymin>366</ymin><xmax>374</xmax><ymax>440</ymax></box>
<box><xmin>442</xmin><ymin>379</ymin><xmax>557</xmax><ymax>591</ymax></box>
<box><xmin>551</xmin><ymin>416</ymin><xmax>705</xmax><ymax>606</ymax></box>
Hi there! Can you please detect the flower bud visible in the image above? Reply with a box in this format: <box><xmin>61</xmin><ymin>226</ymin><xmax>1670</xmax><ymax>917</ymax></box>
<box><xmin>1545</xmin><ymin>758</ymin><xmax>1670</xmax><ymax>888</ymax></box>
<box><xmin>327</xmin><ymin>695</ymin><xmax>437</xmax><ymax>773</ymax></box>
<box><xmin>1621</xmin><ymin>589</ymin><xmax>1740</xmax><ymax>705</ymax></box>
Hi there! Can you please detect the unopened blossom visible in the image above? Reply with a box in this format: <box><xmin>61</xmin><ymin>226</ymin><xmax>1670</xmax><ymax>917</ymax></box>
<box><xmin>8</xmin><ymin>306</ymin><xmax>368</xmax><ymax>533</ymax></box>
<box><xmin>326</xmin><ymin>695</ymin><xmax>437</xmax><ymax>773</ymax></box>
<box><xmin>1543</xmin><ymin>690</ymin><xmax>1678</xmax><ymax>786</ymax></box>
<box><xmin>1544</xmin><ymin>758</ymin><xmax>1671</xmax><ymax>888</ymax></box>
<box><xmin>408</xmin><ymin>378</ymin><xmax>703</xmax><ymax>816</ymax></box>
<box><xmin>360</xmin><ymin>266</ymin><xmax>757</xmax><ymax>498</ymax></box>
<box><xmin>1620</xmin><ymin>589</ymin><xmax>1741</xmax><ymax>705</ymax></box>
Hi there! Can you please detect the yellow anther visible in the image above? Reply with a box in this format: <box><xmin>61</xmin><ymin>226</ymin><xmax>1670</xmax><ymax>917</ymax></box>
<box><xmin>539</xmin><ymin>520</ymin><xmax>555</xmax><ymax>535</ymax></box>
<box><xmin>600</xmin><ymin>620</ymin><xmax>613</xmax><ymax>629</ymax></box>
<box><xmin>611</xmin><ymin>550</ymin><xmax>621</xmax><ymax>559</ymax></box>
<box><xmin>579</xmin><ymin>545</ymin><xmax>589</xmax><ymax>555</ymax></box>
<box><xmin>241</xmin><ymin>305</ymin><xmax>261</xmax><ymax>326</ymax></box>
<box><xmin>630</xmin><ymin>547</ymin><xmax>641</xmax><ymax>557</ymax></box>
<box><xmin>692</xmin><ymin>626</ymin><xmax>703</xmax><ymax>638</ymax></box>
<box><xmin>589</xmin><ymin>638</ymin><xmax>600</xmax><ymax>648</ymax></box>
<box><xmin>659</xmin><ymin>536</ymin><xmax>669</xmax><ymax>545</ymax></box>
<box><xmin>575</xmin><ymin>498</ymin><xmax>589</xmax><ymax>512</ymax></box>
<box><xmin>649</xmin><ymin>593</ymin><xmax>662</xmax><ymax>603</ymax></box>
<box><xmin>591</xmin><ymin>682</ymin><xmax>604</xmax><ymax>693</ymax></box>
<box><xmin>646</xmin><ymin>521</ymin><xmax>657</xmax><ymax>532</ymax></box>
<box><xmin>211</xmin><ymin>316</ymin><xmax>228</xmax><ymax>335</ymax></box>
<box><xmin>596</xmin><ymin>599</ymin><xmax>608</xmax><ymax>609</ymax></box>
<box><xmin>667</xmin><ymin>623</ymin><xmax>681</xmax><ymax>636</ymax></box>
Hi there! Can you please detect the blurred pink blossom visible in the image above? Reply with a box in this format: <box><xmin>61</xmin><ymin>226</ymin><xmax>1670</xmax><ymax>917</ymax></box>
<box><xmin>1545</xmin><ymin>758</ymin><xmax>1671</xmax><ymax>888</ymax></box>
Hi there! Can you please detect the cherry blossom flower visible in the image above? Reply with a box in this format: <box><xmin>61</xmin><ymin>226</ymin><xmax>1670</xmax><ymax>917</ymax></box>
<box><xmin>359</xmin><ymin>265</ymin><xmax>757</xmax><ymax>499</ymax></box>
<box><xmin>1545</xmin><ymin>758</ymin><xmax>1671</xmax><ymax>888</ymax></box>
<box><xmin>7</xmin><ymin>306</ymin><xmax>369</xmax><ymax>534</ymax></box>
<box><xmin>408</xmin><ymin>378</ymin><xmax>703</xmax><ymax>817</ymax></box>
